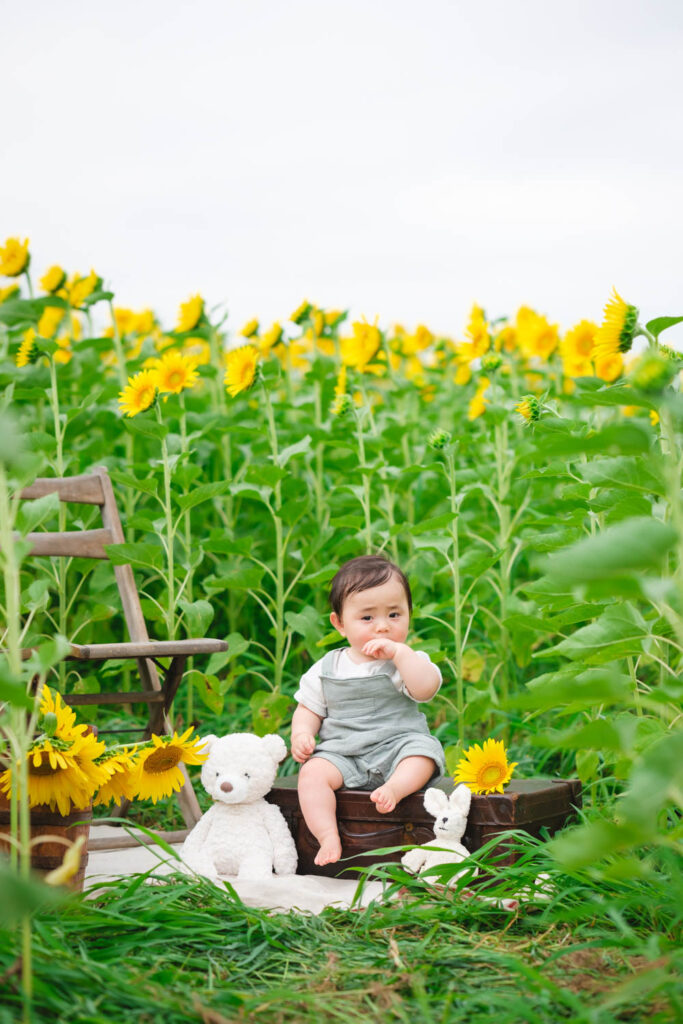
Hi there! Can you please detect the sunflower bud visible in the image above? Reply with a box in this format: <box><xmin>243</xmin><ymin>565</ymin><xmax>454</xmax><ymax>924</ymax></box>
<box><xmin>333</xmin><ymin>393</ymin><xmax>354</xmax><ymax>416</ymax></box>
<box><xmin>428</xmin><ymin>428</ymin><xmax>452</xmax><ymax>450</ymax></box>
<box><xmin>515</xmin><ymin>394</ymin><xmax>540</xmax><ymax>423</ymax></box>
<box><xmin>240</xmin><ymin>318</ymin><xmax>259</xmax><ymax>339</ymax></box>
<box><xmin>480</xmin><ymin>352</ymin><xmax>503</xmax><ymax>372</ymax></box>
<box><xmin>41</xmin><ymin>711</ymin><xmax>58</xmax><ymax>737</ymax></box>
<box><xmin>628</xmin><ymin>351</ymin><xmax>677</xmax><ymax>393</ymax></box>
<box><xmin>290</xmin><ymin>300</ymin><xmax>312</xmax><ymax>325</ymax></box>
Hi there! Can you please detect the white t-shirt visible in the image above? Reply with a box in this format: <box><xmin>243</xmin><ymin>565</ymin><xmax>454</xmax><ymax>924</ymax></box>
<box><xmin>294</xmin><ymin>648</ymin><xmax>442</xmax><ymax>718</ymax></box>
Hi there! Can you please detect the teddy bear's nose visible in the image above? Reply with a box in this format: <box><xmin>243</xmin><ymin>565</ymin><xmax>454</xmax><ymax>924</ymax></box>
<box><xmin>442</xmin><ymin>817</ymin><xmax>448</xmax><ymax>824</ymax></box>
<box><xmin>220</xmin><ymin>781</ymin><xmax>233</xmax><ymax>793</ymax></box>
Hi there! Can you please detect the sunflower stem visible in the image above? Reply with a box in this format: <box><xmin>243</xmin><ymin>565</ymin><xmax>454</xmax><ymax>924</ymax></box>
<box><xmin>155</xmin><ymin>402</ymin><xmax>176</xmax><ymax>641</ymax></box>
<box><xmin>444</xmin><ymin>447</ymin><xmax>464</xmax><ymax>745</ymax></box>
<box><xmin>262</xmin><ymin>381</ymin><xmax>285</xmax><ymax>692</ymax></box>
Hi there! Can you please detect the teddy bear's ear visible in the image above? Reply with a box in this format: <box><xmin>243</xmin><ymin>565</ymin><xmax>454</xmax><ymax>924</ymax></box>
<box><xmin>199</xmin><ymin>734</ymin><xmax>218</xmax><ymax>755</ymax></box>
<box><xmin>423</xmin><ymin>787</ymin><xmax>449</xmax><ymax>817</ymax></box>
<box><xmin>449</xmin><ymin>784</ymin><xmax>472</xmax><ymax>814</ymax></box>
<box><xmin>260</xmin><ymin>733</ymin><xmax>287</xmax><ymax>764</ymax></box>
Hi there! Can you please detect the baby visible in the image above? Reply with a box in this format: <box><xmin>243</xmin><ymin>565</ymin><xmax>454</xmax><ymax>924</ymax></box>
<box><xmin>291</xmin><ymin>554</ymin><xmax>445</xmax><ymax>866</ymax></box>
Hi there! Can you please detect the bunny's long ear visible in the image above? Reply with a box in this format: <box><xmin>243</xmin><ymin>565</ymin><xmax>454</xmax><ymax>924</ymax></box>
<box><xmin>423</xmin><ymin>787</ymin><xmax>449</xmax><ymax>817</ymax></box>
<box><xmin>449</xmin><ymin>784</ymin><xmax>472</xmax><ymax>815</ymax></box>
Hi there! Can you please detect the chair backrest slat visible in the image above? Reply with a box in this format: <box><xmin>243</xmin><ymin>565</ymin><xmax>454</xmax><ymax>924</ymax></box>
<box><xmin>25</xmin><ymin>529</ymin><xmax>114</xmax><ymax>559</ymax></box>
<box><xmin>20</xmin><ymin>475</ymin><xmax>105</xmax><ymax>505</ymax></box>
<box><xmin>19</xmin><ymin>467</ymin><xmax>162</xmax><ymax>692</ymax></box>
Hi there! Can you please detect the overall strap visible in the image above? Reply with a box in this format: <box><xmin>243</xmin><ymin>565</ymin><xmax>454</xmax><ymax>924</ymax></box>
<box><xmin>320</xmin><ymin>648</ymin><xmax>343</xmax><ymax>676</ymax></box>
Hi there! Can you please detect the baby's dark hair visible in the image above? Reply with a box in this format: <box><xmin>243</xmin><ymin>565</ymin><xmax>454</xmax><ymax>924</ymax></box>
<box><xmin>329</xmin><ymin>555</ymin><xmax>412</xmax><ymax>617</ymax></box>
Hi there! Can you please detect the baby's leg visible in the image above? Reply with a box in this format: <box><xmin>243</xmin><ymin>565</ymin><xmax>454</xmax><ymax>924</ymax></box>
<box><xmin>371</xmin><ymin>756</ymin><xmax>435</xmax><ymax>813</ymax></box>
<box><xmin>297</xmin><ymin>757</ymin><xmax>344</xmax><ymax>865</ymax></box>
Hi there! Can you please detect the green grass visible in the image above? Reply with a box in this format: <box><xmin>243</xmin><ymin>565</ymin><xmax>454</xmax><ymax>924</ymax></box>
<box><xmin>1</xmin><ymin>836</ymin><xmax>680</xmax><ymax>1024</ymax></box>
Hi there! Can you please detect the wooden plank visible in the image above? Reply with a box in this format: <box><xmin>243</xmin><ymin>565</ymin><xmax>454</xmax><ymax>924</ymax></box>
<box><xmin>64</xmin><ymin>691</ymin><xmax>166</xmax><ymax>706</ymax></box>
<box><xmin>25</xmin><ymin>528</ymin><xmax>114</xmax><ymax>559</ymax></box>
<box><xmin>88</xmin><ymin>828</ymin><xmax>189</xmax><ymax>851</ymax></box>
<box><xmin>20</xmin><ymin>474</ymin><xmax>105</xmax><ymax>505</ymax></box>
<box><xmin>69</xmin><ymin>639</ymin><xmax>229</xmax><ymax>660</ymax></box>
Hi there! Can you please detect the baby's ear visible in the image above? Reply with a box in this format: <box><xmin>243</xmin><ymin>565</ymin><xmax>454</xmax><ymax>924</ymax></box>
<box><xmin>330</xmin><ymin>612</ymin><xmax>345</xmax><ymax>636</ymax></box>
<box><xmin>423</xmin><ymin>788</ymin><xmax>448</xmax><ymax>817</ymax></box>
<box><xmin>449</xmin><ymin>784</ymin><xmax>472</xmax><ymax>815</ymax></box>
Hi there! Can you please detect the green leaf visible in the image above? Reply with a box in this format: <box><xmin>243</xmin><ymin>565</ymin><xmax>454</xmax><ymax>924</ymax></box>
<box><xmin>549</xmin><ymin>818</ymin><xmax>648</xmax><ymax>869</ymax></box>
<box><xmin>249</xmin><ymin>690</ymin><xmax>291</xmax><ymax>737</ymax></box>
<box><xmin>203</xmin><ymin>566</ymin><xmax>265</xmax><ymax>592</ymax></box>
<box><xmin>15</xmin><ymin>491</ymin><xmax>60</xmax><ymax>535</ymax></box>
<box><xmin>205</xmin><ymin>632</ymin><xmax>249</xmax><ymax>675</ymax></box>
<box><xmin>542</xmin><ymin>516</ymin><xmax>677</xmax><ymax>585</ymax></box>
<box><xmin>178</xmin><ymin>599</ymin><xmax>214</xmax><ymax>636</ymax></box>
<box><xmin>276</xmin><ymin>434</ymin><xmax>312</xmax><ymax>468</ymax></box>
<box><xmin>576</xmin><ymin>749</ymin><xmax>599</xmax><ymax>783</ymax></box>
<box><xmin>410</xmin><ymin>512</ymin><xmax>458</xmax><ymax>536</ymax></box>
<box><xmin>188</xmin><ymin>670</ymin><xmax>224</xmax><ymax>715</ymax></box>
<box><xmin>176</xmin><ymin>481</ymin><xmax>232</xmax><ymax>512</ymax></box>
<box><xmin>577</xmin><ymin>455</ymin><xmax>666</xmax><ymax>497</ymax></box>
<box><xmin>645</xmin><ymin>315</ymin><xmax>683</xmax><ymax>340</ymax></box>
<box><xmin>123</xmin><ymin>415</ymin><xmax>168</xmax><ymax>441</ymax></box>
<box><xmin>511</xmin><ymin>666</ymin><xmax>633</xmax><ymax>714</ymax></box>
<box><xmin>538</xmin><ymin>604</ymin><xmax>649</xmax><ymax>665</ymax></box>
<box><xmin>105</xmin><ymin>542</ymin><xmax>164</xmax><ymax>571</ymax></box>
<box><xmin>107</xmin><ymin>468</ymin><xmax>159</xmax><ymax>497</ymax></box>
<box><xmin>245</xmin><ymin>464</ymin><xmax>287</xmax><ymax>489</ymax></box>
<box><xmin>0</xmin><ymin>660</ymin><xmax>32</xmax><ymax>709</ymax></box>
<box><xmin>285</xmin><ymin>605</ymin><xmax>321</xmax><ymax>646</ymax></box>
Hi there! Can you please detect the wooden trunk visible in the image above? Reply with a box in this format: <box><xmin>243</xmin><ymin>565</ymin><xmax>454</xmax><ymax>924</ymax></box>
<box><xmin>266</xmin><ymin>776</ymin><xmax>582</xmax><ymax>878</ymax></box>
<box><xmin>0</xmin><ymin>794</ymin><xmax>92</xmax><ymax>891</ymax></box>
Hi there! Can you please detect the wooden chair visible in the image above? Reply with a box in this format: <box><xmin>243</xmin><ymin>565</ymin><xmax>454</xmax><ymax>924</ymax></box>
<box><xmin>17</xmin><ymin>466</ymin><xmax>228</xmax><ymax>827</ymax></box>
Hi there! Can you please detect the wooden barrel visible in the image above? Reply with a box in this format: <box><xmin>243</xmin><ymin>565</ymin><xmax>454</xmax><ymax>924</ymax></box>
<box><xmin>0</xmin><ymin>793</ymin><xmax>92</xmax><ymax>891</ymax></box>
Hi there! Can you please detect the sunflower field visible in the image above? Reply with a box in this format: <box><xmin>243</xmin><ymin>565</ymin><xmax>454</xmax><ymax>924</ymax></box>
<box><xmin>0</xmin><ymin>237</ymin><xmax>682</xmax><ymax>1023</ymax></box>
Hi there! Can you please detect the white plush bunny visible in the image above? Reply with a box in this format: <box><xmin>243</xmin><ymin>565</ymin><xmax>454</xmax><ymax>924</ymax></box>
<box><xmin>401</xmin><ymin>784</ymin><xmax>476</xmax><ymax>884</ymax></box>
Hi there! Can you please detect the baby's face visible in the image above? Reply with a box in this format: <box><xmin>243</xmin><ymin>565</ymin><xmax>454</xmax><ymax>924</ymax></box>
<box><xmin>331</xmin><ymin>575</ymin><xmax>410</xmax><ymax>659</ymax></box>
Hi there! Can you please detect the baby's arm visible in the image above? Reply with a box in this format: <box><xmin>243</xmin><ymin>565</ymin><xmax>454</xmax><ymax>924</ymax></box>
<box><xmin>362</xmin><ymin>640</ymin><xmax>440</xmax><ymax>701</ymax></box>
<box><xmin>291</xmin><ymin>704</ymin><xmax>323</xmax><ymax>763</ymax></box>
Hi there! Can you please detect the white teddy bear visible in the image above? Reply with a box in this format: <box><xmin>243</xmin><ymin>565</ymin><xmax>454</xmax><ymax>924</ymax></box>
<box><xmin>181</xmin><ymin>732</ymin><xmax>298</xmax><ymax>882</ymax></box>
<box><xmin>400</xmin><ymin>784</ymin><xmax>476</xmax><ymax>885</ymax></box>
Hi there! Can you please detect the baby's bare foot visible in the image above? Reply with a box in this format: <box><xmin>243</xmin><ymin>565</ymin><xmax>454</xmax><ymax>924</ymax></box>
<box><xmin>314</xmin><ymin>832</ymin><xmax>342</xmax><ymax>866</ymax></box>
<box><xmin>370</xmin><ymin>783</ymin><xmax>398</xmax><ymax>813</ymax></box>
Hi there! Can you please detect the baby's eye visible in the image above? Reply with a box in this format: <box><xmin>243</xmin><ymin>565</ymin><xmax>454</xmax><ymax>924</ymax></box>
<box><xmin>389</xmin><ymin>612</ymin><xmax>401</xmax><ymax>618</ymax></box>
<box><xmin>361</xmin><ymin>615</ymin><xmax>372</xmax><ymax>621</ymax></box>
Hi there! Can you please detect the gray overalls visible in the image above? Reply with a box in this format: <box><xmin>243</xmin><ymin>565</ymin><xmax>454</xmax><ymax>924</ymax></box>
<box><xmin>310</xmin><ymin>649</ymin><xmax>446</xmax><ymax>789</ymax></box>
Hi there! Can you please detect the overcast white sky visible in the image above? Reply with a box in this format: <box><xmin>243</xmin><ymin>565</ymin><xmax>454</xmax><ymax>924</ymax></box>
<box><xmin>3</xmin><ymin>0</ymin><xmax>682</xmax><ymax>342</ymax></box>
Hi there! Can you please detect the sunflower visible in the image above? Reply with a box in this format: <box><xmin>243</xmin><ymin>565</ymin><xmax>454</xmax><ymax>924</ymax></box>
<box><xmin>593</xmin><ymin>288</ymin><xmax>639</xmax><ymax>362</ymax></box>
<box><xmin>16</xmin><ymin>328</ymin><xmax>39</xmax><ymax>368</ymax></box>
<box><xmin>465</xmin><ymin>304</ymin><xmax>490</xmax><ymax>357</ymax></box>
<box><xmin>176</xmin><ymin>294</ymin><xmax>204</xmax><ymax>333</ymax></box>
<box><xmin>92</xmin><ymin>749</ymin><xmax>139</xmax><ymax>806</ymax></box>
<box><xmin>453</xmin><ymin>738</ymin><xmax>518</xmax><ymax>795</ymax></box>
<box><xmin>259</xmin><ymin>321</ymin><xmax>284</xmax><ymax>354</ymax></box>
<box><xmin>155</xmin><ymin>349</ymin><xmax>199</xmax><ymax>394</ymax></box>
<box><xmin>515</xmin><ymin>394</ymin><xmax>540</xmax><ymax>423</ymax></box>
<box><xmin>594</xmin><ymin>352</ymin><xmax>623</xmax><ymax>383</ymax></box>
<box><xmin>467</xmin><ymin>376</ymin><xmax>490</xmax><ymax>421</ymax></box>
<box><xmin>224</xmin><ymin>344</ymin><xmax>260</xmax><ymax>397</ymax></box>
<box><xmin>39</xmin><ymin>265</ymin><xmax>67</xmax><ymax>294</ymax></box>
<box><xmin>68</xmin><ymin>270</ymin><xmax>101</xmax><ymax>308</ymax></box>
<box><xmin>290</xmin><ymin>299</ymin><xmax>312</xmax><ymax>325</ymax></box>
<box><xmin>0</xmin><ymin>237</ymin><xmax>30</xmax><ymax>277</ymax></box>
<box><xmin>39</xmin><ymin>686</ymin><xmax>79</xmax><ymax>737</ymax></box>
<box><xmin>52</xmin><ymin>336</ymin><xmax>73</xmax><ymax>366</ymax></box>
<box><xmin>0</xmin><ymin>740</ymin><xmax>95</xmax><ymax>816</ymax></box>
<box><xmin>130</xmin><ymin>729</ymin><xmax>207</xmax><ymax>803</ymax></box>
<box><xmin>118</xmin><ymin>368</ymin><xmax>159</xmax><ymax>416</ymax></box>
<box><xmin>38</xmin><ymin>305</ymin><xmax>66</xmax><ymax>339</ymax></box>
<box><xmin>182</xmin><ymin>338</ymin><xmax>211</xmax><ymax>365</ymax></box>
<box><xmin>0</xmin><ymin>284</ymin><xmax>19</xmax><ymax>303</ymax></box>
<box><xmin>240</xmin><ymin>318</ymin><xmax>260</xmax><ymax>339</ymax></box>
<box><xmin>340</xmin><ymin>319</ymin><xmax>382</xmax><ymax>373</ymax></box>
